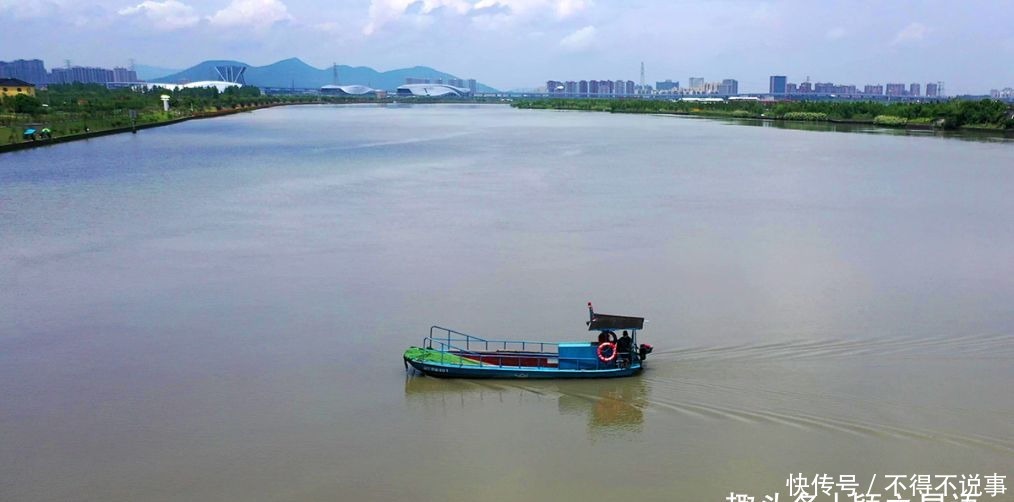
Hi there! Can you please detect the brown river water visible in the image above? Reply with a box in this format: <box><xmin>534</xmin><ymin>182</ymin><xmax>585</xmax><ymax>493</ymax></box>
<box><xmin>1</xmin><ymin>104</ymin><xmax>1011</xmax><ymax>501</ymax></box>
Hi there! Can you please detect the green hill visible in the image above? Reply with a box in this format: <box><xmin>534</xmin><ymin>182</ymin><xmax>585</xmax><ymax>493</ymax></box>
<box><xmin>148</xmin><ymin>58</ymin><xmax>497</xmax><ymax>92</ymax></box>
<box><xmin>135</xmin><ymin>64</ymin><xmax>181</xmax><ymax>81</ymax></box>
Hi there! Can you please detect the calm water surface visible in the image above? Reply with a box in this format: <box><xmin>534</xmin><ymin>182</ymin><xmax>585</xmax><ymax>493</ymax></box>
<box><xmin>1</xmin><ymin>105</ymin><xmax>1012</xmax><ymax>501</ymax></box>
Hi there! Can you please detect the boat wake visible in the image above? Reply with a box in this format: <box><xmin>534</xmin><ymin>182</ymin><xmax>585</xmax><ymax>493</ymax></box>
<box><xmin>653</xmin><ymin>332</ymin><xmax>1014</xmax><ymax>361</ymax></box>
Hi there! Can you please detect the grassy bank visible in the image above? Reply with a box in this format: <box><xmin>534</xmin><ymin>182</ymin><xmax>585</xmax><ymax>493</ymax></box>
<box><xmin>0</xmin><ymin>103</ymin><xmax>313</xmax><ymax>153</ymax></box>
<box><xmin>0</xmin><ymin>84</ymin><xmax>343</xmax><ymax>149</ymax></box>
<box><xmin>511</xmin><ymin>98</ymin><xmax>1014</xmax><ymax>131</ymax></box>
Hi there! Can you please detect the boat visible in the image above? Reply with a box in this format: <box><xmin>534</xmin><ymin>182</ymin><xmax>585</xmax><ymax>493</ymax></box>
<box><xmin>403</xmin><ymin>303</ymin><xmax>653</xmax><ymax>379</ymax></box>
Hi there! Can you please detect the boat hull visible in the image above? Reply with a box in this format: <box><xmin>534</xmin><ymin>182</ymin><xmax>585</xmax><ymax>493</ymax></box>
<box><xmin>406</xmin><ymin>358</ymin><xmax>643</xmax><ymax>379</ymax></box>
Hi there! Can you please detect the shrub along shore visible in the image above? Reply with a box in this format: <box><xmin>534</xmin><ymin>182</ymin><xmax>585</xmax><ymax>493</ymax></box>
<box><xmin>0</xmin><ymin>83</ymin><xmax>360</xmax><ymax>151</ymax></box>
<box><xmin>511</xmin><ymin>98</ymin><xmax>1014</xmax><ymax>132</ymax></box>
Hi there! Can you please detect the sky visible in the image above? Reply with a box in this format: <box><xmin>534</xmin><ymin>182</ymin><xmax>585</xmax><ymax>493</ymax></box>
<box><xmin>1</xmin><ymin>0</ymin><xmax>1012</xmax><ymax>93</ymax></box>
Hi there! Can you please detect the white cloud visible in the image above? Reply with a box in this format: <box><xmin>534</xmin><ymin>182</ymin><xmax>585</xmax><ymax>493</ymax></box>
<box><xmin>892</xmin><ymin>21</ymin><xmax>929</xmax><ymax>45</ymax></box>
<box><xmin>364</xmin><ymin>0</ymin><xmax>468</xmax><ymax>35</ymax></box>
<box><xmin>208</xmin><ymin>0</ymin><xmax>292</xmax><ymax>30</ymax></box>
<box><xmin>825</xmin><ymin>27</ymin><xmax>846</xmax><ymax>40</ymax></box>
<box><xmin>118</xmin><ymin>0</ymin><xmax>199</xmax><ymax>30</ymax></box>
<box><xmin>554</xmin><ymin>0</ymin><xmax>589</xmax><ymax>18</ymax></box>
<box><xmin>362</xmin><ymin>0</ymin><xmax>590</xmax><ymax>35</ymax></box>
<box><xmin>558</xmin><ymin>24</ymin><xmax>595</xmax><ymax>52</ymax></box>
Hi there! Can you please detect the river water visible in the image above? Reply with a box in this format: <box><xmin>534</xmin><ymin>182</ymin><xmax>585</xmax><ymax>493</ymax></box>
<box><xmin>1</xmin><ymin>104</ymin><xmax>1011</xmax><ymax>501</ymax></box>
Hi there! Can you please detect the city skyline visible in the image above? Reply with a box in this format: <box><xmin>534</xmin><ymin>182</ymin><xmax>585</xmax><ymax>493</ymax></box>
<box><xmin>1</xmin><ymin>1</ymin><xmax>1012</xmax><ymax>94</ymax></box>
<box><xmin>0</xmin><ymin>56</ymin><xmax>984</xmax><ymax>100</ymax></box>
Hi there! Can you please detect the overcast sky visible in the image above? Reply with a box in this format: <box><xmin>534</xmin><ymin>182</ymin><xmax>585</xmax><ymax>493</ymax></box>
<box><xmin>1</xmin><ymin>0</ymin><xmax>1011</xmax><ymax>93</ymax></box>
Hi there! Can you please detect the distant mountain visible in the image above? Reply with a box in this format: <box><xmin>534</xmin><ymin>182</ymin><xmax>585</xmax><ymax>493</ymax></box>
<box><xmin>148</xmin><ymin>57</ymin><xmax>498</xmax><ymax>92</ymax></box>
<box><xmin>135</xmin><ymin>64</ymin><xmax>181</xmax><ymax>81</ymax></box>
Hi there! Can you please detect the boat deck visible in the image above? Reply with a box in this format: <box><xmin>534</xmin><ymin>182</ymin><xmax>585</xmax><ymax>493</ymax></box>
<box><xmin>405</xmin><ymin>326</ymin><xmax>643</xmax><ymax>379</ymax></box>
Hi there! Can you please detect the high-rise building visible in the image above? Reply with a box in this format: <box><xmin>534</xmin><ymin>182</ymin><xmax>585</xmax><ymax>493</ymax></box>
<box><xmin>656</xmin><ymin>79</ymin><xmax>679</xmax><ymax>92</ymax></box>
<box><xmin>113</xmin><ymin>67</ymin><xmax>138</xmax><ymax>82</ymax></box>
<box><xmin>769</xmin><ymin>75</ymin><xmax>787</xmax><ymax>94</ymax></box>
<box><xmin>688</xmin><ymin>77</ymin><xmax>704</xmax><ymax>90</ymax></box>
<box><xmin>798</xmin><ymin>81</ymin><xmax>812</xmax><ymax>93</ymax></box>
<box><xmin>814</xmin><ymin>82</ymin><xmax>834</xmax><ymax>93</ymax></box>
<box><xmin>578</xmin><ymin>80</ymin><xmax>588</xmax><ymax>96</ymax></box>
<box><xmin>565</xmin><ymin>81</ymin><xmax>577</xmax><ymax>95</ymax></box>
<box><xmin>864</xmin><ymin>84</ymin><xmax>883</xmax><ymax>95</ymax></box>
<box><xmin>625</xmin><ymin>80</ymin><xmax>635</xmax><ymax>95</ymax></box>
<box><xmin>909</xmin><ymin>83</ymin><xmax>920</xmax><ymax>96</ymax></box>
<box><xmin>0</xmin><ymin>59</ymin><xmax>48</xmax><ymax>85</ymax></box>
<box><xmin>925</xmin><ymin>82</ymin><xmax>938</xmax><ymax>97</ymax></box>
<box><xmin>614</xmin><ymin>79</ymin><xmax>624</xmax><ymax>96</ymax></box>
<box><xmin>718</xmin><ymin>79</ymin><xmax>738</xmax><ymax>95</ymax></box>
<box><xmin>49</xmin><ymin>66</ymin><xmax>115</xmax><ymax>85</ymax></box>
<box><xmin>885</xmin><ymin>83</ymin><xmax>906</xmax><ymax>96</ymax></box>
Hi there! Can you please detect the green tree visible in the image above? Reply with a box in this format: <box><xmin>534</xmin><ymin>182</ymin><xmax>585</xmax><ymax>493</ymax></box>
<box><xmin>11</xmin><ymin>94</ymin><xmax>43</xmax><ymax>114</ymax></box>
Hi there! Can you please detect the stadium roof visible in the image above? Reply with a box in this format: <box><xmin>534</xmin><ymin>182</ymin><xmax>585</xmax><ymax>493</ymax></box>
<box><xmin>320</xmin><ymin>84</ymin><xmax>378</xmax><ymax>95</ymax></box>
<box><xmin>395</xmin><ymin>83</ymin><xmax>470</xmax><ymax>97</ymax></box>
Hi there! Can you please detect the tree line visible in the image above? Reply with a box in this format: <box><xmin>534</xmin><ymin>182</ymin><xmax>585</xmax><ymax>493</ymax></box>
<box><xmin>1</xmin><ymin>84</ymin><xmax>327</xmax><ymax>144</ymax></box>
<box><xmin>511</xmin><ymin>98</ymin><xmax>1014</xmax><ymax>130</ymax></box>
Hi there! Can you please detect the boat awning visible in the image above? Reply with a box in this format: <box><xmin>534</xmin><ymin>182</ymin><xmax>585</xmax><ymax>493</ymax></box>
<box><xmin>588</xmin><ymin>313</ymin><xmax>644</xmax><ymax>331</ymax></box>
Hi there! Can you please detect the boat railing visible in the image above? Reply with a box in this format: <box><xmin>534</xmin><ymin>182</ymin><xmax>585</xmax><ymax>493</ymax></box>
<box><xmin>428</xmin><ymin>325</ymin><xmax>558</xmax><ymax>353</ymax></box>
<box><xmin>423</xmin><ymin>326</ymin><xmax>635</xmax><ymax>371</ymax></box>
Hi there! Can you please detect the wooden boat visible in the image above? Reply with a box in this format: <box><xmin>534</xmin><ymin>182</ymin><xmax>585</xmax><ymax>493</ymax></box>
<box><xmin>403</xmin><ymin>303</ymin><xmax>653</xmax><ymax>379</ymax></box>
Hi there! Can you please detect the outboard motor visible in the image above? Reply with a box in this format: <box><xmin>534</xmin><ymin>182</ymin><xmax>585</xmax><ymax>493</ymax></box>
<box><xmin>639</xmin><ymin>343</ymin><xmax>653</xmax><ymax>360</ymax></box>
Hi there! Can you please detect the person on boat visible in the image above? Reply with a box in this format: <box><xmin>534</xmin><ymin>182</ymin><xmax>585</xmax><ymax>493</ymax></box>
<box><xmin>617</xmin><ymin>331</ymin><xmax>633</xmax><ymax>364</ymax></box>
<box><xmin>597</xmin><ymin>330</ymin><xmax>616</xmax><ymax>344</ymax></box>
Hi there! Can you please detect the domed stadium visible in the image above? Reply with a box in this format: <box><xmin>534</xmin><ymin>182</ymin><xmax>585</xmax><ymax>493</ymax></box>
<box><xmin>395</xmin><ymin>84</ymin><xmax>470</xmax><ymax>97</ymax></box>
<box><xmin>320</xmin><ymin>84</ymin><xmax>379</xmax><ymax>96</ymax></box>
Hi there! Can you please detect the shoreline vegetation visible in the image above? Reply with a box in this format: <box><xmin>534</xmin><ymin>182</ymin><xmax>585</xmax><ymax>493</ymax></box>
<box><xmin>1</xmin><ymin>83</ymin><xmax>402</xmax><ymax>152</ymax></box>
<box><xmin>511</xmin><ymin>98</ymin><xmax>1014</xmax><ymax>133</ymax></box>
<box><xmin>5</xmin><ymin>84</ymin><xmax>1012</xmax><ymax>153</ymax></box>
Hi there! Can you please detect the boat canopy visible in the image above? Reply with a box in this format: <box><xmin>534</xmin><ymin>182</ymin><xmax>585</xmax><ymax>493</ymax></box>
<box><xmin>588</xmin><ymin>313</ymin><xmax>644</xmax><ymax>331</ymax></box>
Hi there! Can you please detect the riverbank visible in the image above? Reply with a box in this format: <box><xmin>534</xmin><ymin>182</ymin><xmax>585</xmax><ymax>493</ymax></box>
<box><xmin>511</xmin><ymin>98</ymin><xmax>1014</xmax><ymax>135</ymax></box>
<box><xmin>1</xmin><ymin>91</ymin><xmax>511</xmax><ymax>153</ymax></box>
<box><xmin>0</xmin><ymin>83</ymin><xmax>337</xmax><ymax>153</ymax></box>
<box><xmin>0</xmin><ymin>102</ymin><xmax>310</xmax><ymax>154</ymax></box>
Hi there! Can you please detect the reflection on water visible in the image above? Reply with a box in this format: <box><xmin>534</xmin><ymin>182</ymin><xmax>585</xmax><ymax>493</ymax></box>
<box><xmin>557</xmin><ymin>379</ymin><xmax>647</xmax><ymax>433</ymax></box>
<box><xmin>404</xmin><ymin>375</ymin><xmax>649</xmax><ymax>434</ymax></box>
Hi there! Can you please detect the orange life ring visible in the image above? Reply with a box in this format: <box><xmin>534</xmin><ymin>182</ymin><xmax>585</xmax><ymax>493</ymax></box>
<box><xmin>597</xmin><ymin>342</ymin><xmax>618</xmax><ymax>363</ymax></box>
